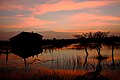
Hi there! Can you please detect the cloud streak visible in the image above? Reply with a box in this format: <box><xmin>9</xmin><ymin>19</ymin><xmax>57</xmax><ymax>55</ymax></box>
<box><xmin>33</xmin><ymin>0</ymin><xmax>116</xmax><ymax>15</ymax></box>
<box><xmin>68</xmin><ymin>13</ymin><xmax>120</xmax><ymax>26</ymax></box>
<box><xmin>0</xmin><ymin>16</ymin><xmax>56</xmax><ymax>28</ymax></box>
<box><xmin>0</xmin><ymin>0</ymin><xmax>120</xmax><ymax>39</ymax></box>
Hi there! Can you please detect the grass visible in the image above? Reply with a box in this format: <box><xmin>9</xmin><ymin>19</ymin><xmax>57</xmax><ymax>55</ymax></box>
<box><xmin>0</xmin><ymin>67</ymin><xmax>85</xmax><ymax>80</ymax></box>
<box><xmin>1</xmin><ymin>67</ymin><xmax>120</xmax><ymax>80</ymax></box>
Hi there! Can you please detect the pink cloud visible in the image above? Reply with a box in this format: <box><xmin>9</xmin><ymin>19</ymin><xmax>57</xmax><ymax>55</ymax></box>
<box><xmin>69</xmin><ymin>13</ymin><xmax>120</xmax><ymax>21</ymax></box>
<box><xmin>0</xmin><ymin>4</ymin><xmax>25</xmax><ymax>10</ymax></box>
<box><xmin>0</xmin><ymin>0</ymin><xmax>117</xmax><ymax>15</ymax></box>
<box><xmin>0</xmin><ymin>0</ymin><xmax>119</xmax><ymax>33</ymax></box>
<box><xmin>20</xmin><ymin>17</ymin><xmax>56</xmax><ymax>26</ymax></box>
<box><xmin>0</xmin><ymin>16</ymin><xmax>56</xmax><ymax>28</ymax></box>
<box><xmin>55</xmin><ymin>29</ymin><xmax>102</xmax><ymax>33</ymax></box>
<box><xmin>33</xmin><ymin>0</ymin><xmax>115</xmax><ymax>15</ymax></box>
<box><xmin>0</xmin><ymin>0</ymin><xmax>34</xmax><ymax>10</ymax></box>
<box><xmin>68</xmin><ymin>13</ymin><xmax>120</xmax><ymax>27</ymax></box>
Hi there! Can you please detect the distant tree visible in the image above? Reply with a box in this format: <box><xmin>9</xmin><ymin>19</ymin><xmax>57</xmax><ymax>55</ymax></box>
<box><xmin>53</xmin><ymin>38</ymin><xmax>56</xmax><ymax>40</ymax></box>
<box><xmin>73</xmin><ymin>31</ymin><xmax>110</xmax><ymax>56</ymax></box>
<box><xmin>73</xmin><ymin>32</ymin><xmax>94</xmax><ymax>56</ymax></box>
<box><xmin>93</xmin><ymin>31</ymin><xmax>109</xmax><ymax>39</ymax></box>
<box><xmin>73</xmin><ymin>31</ymin><xmax>109</xmax><ymax>39</ymax></box>
<box><xmin>73</xmin><ymin>32</ymin><xmax>94</xmax><ymax>39</ymax></box>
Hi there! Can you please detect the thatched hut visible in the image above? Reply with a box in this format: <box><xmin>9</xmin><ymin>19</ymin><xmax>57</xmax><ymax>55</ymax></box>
<box><xmin>10</xmin><ymin>32</ymin><xmax>43</xmax><ymax>47</ymax></box>
<box><xmin>9</xmin><ymin>32</ymin><xmax>43</xmax><ymax>66</ymax></box>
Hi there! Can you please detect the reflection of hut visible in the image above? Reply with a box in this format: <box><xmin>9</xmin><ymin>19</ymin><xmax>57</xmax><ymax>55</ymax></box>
<box><xmin>9</xmin><ymin>32</ymin><xmax>43</xmax><ymax>67</ymax></box>
<box><xmin>10</xmin><ymin>45</ymin><xmax>43</xmax><ymax>67</ymax></box>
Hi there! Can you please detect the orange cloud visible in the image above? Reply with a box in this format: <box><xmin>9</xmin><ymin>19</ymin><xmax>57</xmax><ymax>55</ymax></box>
<box><xmin>69</xmin><ymin>13</ymin><xmax>120</xmax><ymax>22</ymax></box>
<box><xmin>33</xmin><ymin>0</ymin><xmax>115</xmax><ymax>15</ymax></box>
<box><xmin>0</xmin><ymin>2</ymin><xmax>35</xmax><ymax>11</ymax></box>
<box><xmin>55</xmin><ymin>29</ymin><xmax>101</xmax><ymax>33</ymax></box>
<box><xmin>0</xmin><ymin>16</ymin><xmax>56</xmax><ymax>28</ymax></box>
<box><xmin>20</xmin><ymin>17</ymin><xmax>56</xmax><ymax>26</ymax></box>
<box><xmin>68</xmin><ymin>13</ymin><xmax>120</xmax><ymax>27</ymax></box>
<box><xmin>0</xmin><ymin>0</ymin><xmax>119</xmax><ymax>33</ymax></box>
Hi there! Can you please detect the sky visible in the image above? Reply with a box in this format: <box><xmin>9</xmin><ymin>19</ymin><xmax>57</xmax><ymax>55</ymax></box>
<box><xmin>0</xmin><ymin>0</ymin><xmax>120</xmax><ymax>40</ymax></box>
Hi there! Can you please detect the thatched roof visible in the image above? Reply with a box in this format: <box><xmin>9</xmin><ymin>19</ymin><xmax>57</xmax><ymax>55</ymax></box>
<box><xmin>10</xmin><ymin>32</ymin><xmax>43</xmax><ymax>41</ymax></box>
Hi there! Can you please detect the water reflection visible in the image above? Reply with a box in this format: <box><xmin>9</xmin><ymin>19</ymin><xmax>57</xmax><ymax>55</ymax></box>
<box><xmin>11</xmin><ymin>45</ymin><xmax>43</xmax><ymax>67</ymax></box>
<box><xmin>83</xmin><ymin>54</ymin><xmax>88</xmax><ymax>67</ymax></box>
<box><xmin>0</xmin><ymin>45</ymin><xmax>10</xmax><ymax>62</ymax></box>
<box><xmin>111</xmin><ymin>44</ymin><xmax>116</xmax><ymax>70</ymax></box>
<box><xmin>76</xmin><ymin>42</ymin><xmax>110</xmax><ymax>80</ymax></box>
<box><xmin>103</xmin><ymin>43</ymin><xmax>119</xmax><ymax>70</ymax></box>
<box><xmin>75</xmin><ymin>56</ymin><xmax>109</xmax><ymax>80</ymax></box>
<box><xmin>0</xmin><ymin>42</ymin><xmax>120</xmax><ymax>80</ymax></box>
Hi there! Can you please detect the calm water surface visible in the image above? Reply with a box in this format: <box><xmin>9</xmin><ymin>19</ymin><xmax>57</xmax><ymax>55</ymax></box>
<box><xmin>0</xmin><ymin>44</ymin><xmax>120</xmax><ymax>73</ymax></box>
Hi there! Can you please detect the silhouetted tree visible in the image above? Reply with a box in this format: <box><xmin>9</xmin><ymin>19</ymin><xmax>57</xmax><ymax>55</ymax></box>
<box><xmin>73</xmin><ymin>32</ymin><xmax>93</xmax><ymax>56</ymax></box>
<box><xmin>73</xmin><ymin>31</ymin><xmax>109</xmax><ymax>56</ymax></box>
<box><xmin>93</xmin><ymin>31</ymin><xmax>109</xmax><ymax>56</ymax></box>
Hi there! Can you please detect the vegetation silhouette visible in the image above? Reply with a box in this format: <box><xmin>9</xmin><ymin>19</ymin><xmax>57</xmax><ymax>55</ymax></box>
<box><xmin>73</xmin><ymin>31</ymin><xmax>110</xmax><ymax>68</ymax></box>
<box><xmin>0</xmin><ymin>31</ymin><xmax>120</xmax><ymax>80</ymax></box>
<box><xmin>73</xmin><ymin>31</ymin><xmax>114</xmax><ymax>80</ymax></box>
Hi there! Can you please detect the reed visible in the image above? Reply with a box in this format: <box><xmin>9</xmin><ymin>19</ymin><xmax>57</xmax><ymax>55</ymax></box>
<box><xmin>0</xmin><ymin>67</ymin><xmax>84</xmax><ymax>80</ymax></box>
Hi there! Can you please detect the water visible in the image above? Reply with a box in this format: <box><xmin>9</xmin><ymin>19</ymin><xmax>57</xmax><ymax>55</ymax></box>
<box><xmin>0</xmin><ymin>44</ymin><xmax>120</xmax><ymax>79</ymax></box>
<box><xmin>0</xmin><ymin>44</ymin><xmax>120</xmax><ymax>70</ymax></box>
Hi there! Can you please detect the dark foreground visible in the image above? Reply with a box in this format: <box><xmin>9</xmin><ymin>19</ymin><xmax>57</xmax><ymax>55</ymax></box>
<box><xmin>0</xmin><ymin>67</ymin><xmax>120</xmax><ymax>80</ymax></box>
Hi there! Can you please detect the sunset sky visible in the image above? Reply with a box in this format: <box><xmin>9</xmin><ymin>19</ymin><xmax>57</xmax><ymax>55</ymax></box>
<box><xmin>0</xmin><ymin>0</ymin><xmax>120</xmax><ymax>40</ymax></box>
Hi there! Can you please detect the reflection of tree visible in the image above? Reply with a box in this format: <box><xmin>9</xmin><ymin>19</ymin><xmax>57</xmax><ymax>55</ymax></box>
<box><xmin>0</xmin><ymin>45</ymin><xmax>10</xmax><ymax>62</ymax></box>
<box><xmin>74</xmin><ymin>32</ymin><xmax>90</xmax><ymax>67</ymax></box>
<box><xmin>74</xmin><ymin>31</ymin><xmax>109</xmax><ymax>69</ymax></box>
<box><xmin>93</xmin><ymin>31</ymin><xmax>109</xmax><ymax>56</ymax></box>
<box><xmin>4</xmin><ymin>46</ymin><xmax>10</xmax><ymax>62</ymax></box>
<box><xmin>74</xmin><ymin>31</ymin><xmax>110</xmax><ymax>69</ymax></box>
<box><xmin>6</xmin><ymin>49</ymin><xmax>9</xmax><ymax>62</ymax></box>
<box><xmin>83</xmin><ymin>41</ymin><xmax>89</xmax><ymax>67</ymax></box>
<box><xmin>106</xmin><ymin>36</ymin><xmax>117</xmax><ymax>70</ymax></box>
<box><xmin>85</xmin><ymin>46</ymin><xmax>88</xmax><ymax>55</ymax></box>
<box><xmin>111</xmin><ymin>44</ymin><xmax>116</xmax><ymax>70</ymax></box>
<box><xmin>83</xmin><ymin>54</ymin><xmax>88</xmax><ymax>67</ymax></box>
<box><xmin>96</xmin><ymin>56</ymin><xmax>102</xmax><ymax>73</ymax></box>
<box><xmin>75</xmin><ymin>56</ymin><xmax>109</xmax><ymax>80</ymax></box>
<box><xmin>95</xmin><ymin>43</ymin><xmax>102</xmax><ymax>56</ymax></box>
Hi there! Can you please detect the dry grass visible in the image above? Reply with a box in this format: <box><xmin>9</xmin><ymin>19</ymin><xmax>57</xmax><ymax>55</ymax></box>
<box><xmin>0</xmin><ymin>67</ymin><xmax>86</xmax><ymax>80</ymax></box>
<box><xmin>0</xmin><ymin>67</ymin><xmax>120</xmax><ymax>80</ymax></box>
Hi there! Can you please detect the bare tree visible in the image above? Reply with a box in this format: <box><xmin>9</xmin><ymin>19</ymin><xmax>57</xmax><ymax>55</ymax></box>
<box><xmin>73</xmin><ymin>31</ymin><xmax>109</xmax><ymax>56</ymax></box>
<box><xmin>93</xmin><ymin>31</ymin><xmax>109</xmax><ymax>56</ymax></box>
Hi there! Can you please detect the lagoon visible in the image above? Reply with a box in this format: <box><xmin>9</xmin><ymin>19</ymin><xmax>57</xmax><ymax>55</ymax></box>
<box><xmin>0</xmin><ymin>44</ymin><xmax>120</xmax><ymax>80</ymax></box>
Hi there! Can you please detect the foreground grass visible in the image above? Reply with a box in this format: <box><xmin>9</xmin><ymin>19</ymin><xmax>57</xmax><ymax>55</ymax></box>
<box><xmin>0</xmin><ymin>67</ymin><xmax>85</xmax><ymax>80</ymax></box>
